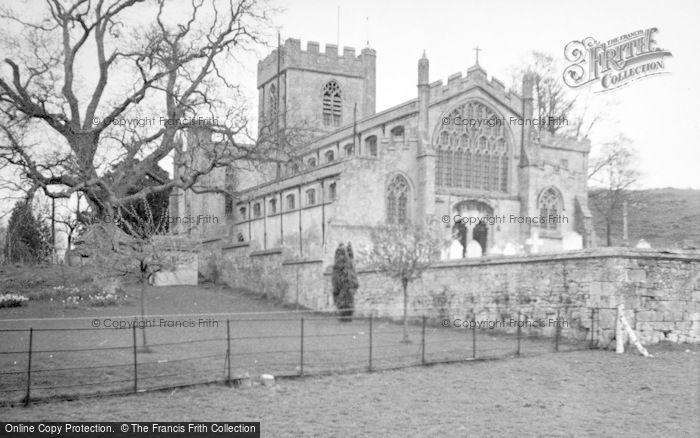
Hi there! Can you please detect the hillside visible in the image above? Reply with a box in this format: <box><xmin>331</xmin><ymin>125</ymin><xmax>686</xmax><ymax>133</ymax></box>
<box><xmin>590</xmin><ymin>188</ymin><xmax>700</xmax><ymax>249</ymax></box>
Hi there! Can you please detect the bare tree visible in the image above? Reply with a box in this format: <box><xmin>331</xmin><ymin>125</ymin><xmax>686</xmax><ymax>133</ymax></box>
<box><xmin>512</xmin><ymin>51</ymin><xmax>605</xmax><ymax>141</ymax></box>
<box><xmin>0</xmin><ymin>0</ymin><xmax>302</xmax><ymax>220</ymax></box>
<box><xmin>81</xmin><ymin>197</ymin><xmax>194</xmax><ymax>350</ymax></box>
<box><xmin>588</xmin><ymin>136</ymin><xmax>640</xmax><ymax>246</ymax></box>
<box><xmin>361</xmin><ymin>224</ymin><xmax>447</xmax><ymax>343</ymax></box>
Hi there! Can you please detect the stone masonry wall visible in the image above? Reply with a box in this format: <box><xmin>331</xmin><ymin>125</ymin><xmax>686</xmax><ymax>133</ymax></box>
<box><xmin>215</xmin><ymin>246</ymin><xmax>700</xmax><ymax>344</ymax></box>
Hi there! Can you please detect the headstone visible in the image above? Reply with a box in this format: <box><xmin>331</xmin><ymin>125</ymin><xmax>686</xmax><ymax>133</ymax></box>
<box><xmin>260</xmin><ymin>374</ymin><xmax>275</xmax><ymax>386</ymax></box>
<box><xmin>635</xmin><ymin>239</ymin><xmax>651</xmax><ymax>249</ymax></box>
<box><xmin>466</xmin><ymin>240</ymin><xmax>482</xmax><ymax>258</ymax></box>
<box><xmin>448</xmin><ymin>239</ymin><xmax>464</xmax><ymax>259</ymax></box>
<box><xmin>562</xmin><ymin>232</ymin><xmax>583</xmax><ymax>251</ymax></box>
<box><xmin>524</xmin><ymin>229</ymin><xmax>543</xmax><ymax>254</ymax></box>
<box><xmin>502</xmin><ymin>242</ymin><xmax>517</xmax><ymax>256</ymax></box>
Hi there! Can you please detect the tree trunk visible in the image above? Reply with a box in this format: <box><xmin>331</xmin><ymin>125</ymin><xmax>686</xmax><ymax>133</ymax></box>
<box><xmin>606</xmin><ymin>219</ymin><xmax>612</xmax><ymax>246</ymax></box>
<box><xmin>402</xmin><ymin>278</ymin><xmax>409</xmax><ymax>343</ymax></box>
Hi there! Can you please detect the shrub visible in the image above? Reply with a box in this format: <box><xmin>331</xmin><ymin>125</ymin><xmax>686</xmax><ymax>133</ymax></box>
<box><xmin>0</xmin><ymin>294</ymin><xmax>29</xmax><ymax>308</ymax></box>
<box><xmin>331</xmin><ymin>242</ymin><xmax>358</xmax><ymax>321</ymax></box>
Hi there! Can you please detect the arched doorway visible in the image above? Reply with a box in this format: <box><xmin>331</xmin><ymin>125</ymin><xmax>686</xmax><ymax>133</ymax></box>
<box><xmin>452</xmin><ymin>200</ymin><xmax>494</xmax><ymax>257</ymax></box>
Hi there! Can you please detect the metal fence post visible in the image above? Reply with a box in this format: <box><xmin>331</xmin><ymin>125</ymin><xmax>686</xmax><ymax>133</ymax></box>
<box><xmin>24</xmin><ymin>328</ymin><xmax>33</xmax><ymax>407</ymax></box>
<box><xmin>554</xmin><ymin>308</ymin><xmax>561</xmax><ymax>352</ymax></box>
<box><xmin>299</xmin><ymin>317</ymin><xmax>304</xmax><ymax>377</ymax></box>
<box><xmin>132</xmin><ymin>325</ymin><xmax>138</xmax><ymax>393</ymax></box>
<box><xmin>226</xmin><ymin>319</ymin><xmax>231</xmax><ymax>386</ymax></box>
<box><xmin>421</xmin><ymin>315</ymin><xmax>426</xmax><ymax>366</ymax></box>
<box><xmin>368</xmin><ymin>314</ymin><xmax>373</xmax><ymax>372</ymax></box>
<box><xmin>516</xmin><ymin>311</ymin><xmax>521</xmax><ymax>357</ymax></box>
<box><xmin>472</xmin><ymin>320</ymin><xmax>476</xmax><ymax>359</ymax></box>
<box><xmin>589</xmin><ymin>308</ymin><xmax>596</xmax><ymax>349</ymax></box>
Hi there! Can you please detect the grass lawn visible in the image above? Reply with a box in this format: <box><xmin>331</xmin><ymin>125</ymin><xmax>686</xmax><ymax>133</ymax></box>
<box><xmin>0</xmin><ymin>347</ymin><xmax>698</xmax><ymax>437</ymax></box>
<box><xmin>1</xmin><ymin>280</ymin><xmax>582</xmax><ymax>404</ymax></box>
<box><xmin>2</xmin><ymin>266</ymin><xmax>698</xmax><ymax>436</ymax></box>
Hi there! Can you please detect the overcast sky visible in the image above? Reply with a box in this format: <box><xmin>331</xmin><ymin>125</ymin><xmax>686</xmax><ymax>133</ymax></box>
<box><xmin>251</xmin><ymin>0</ymin><xmax>699</xmax><ymax>189</ymax></box>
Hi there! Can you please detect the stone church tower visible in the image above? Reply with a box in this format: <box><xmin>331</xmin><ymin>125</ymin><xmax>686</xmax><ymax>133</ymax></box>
<box><xmin>257</xmin><ymin>38</ymin><xmax>376</xmax><ymax>138</ymax></box>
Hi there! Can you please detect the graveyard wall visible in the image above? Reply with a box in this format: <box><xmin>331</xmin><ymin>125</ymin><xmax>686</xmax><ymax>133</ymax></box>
<box><xmin>214</xmin><ymin>246</ymin><xmax>700</xmax><ymax>344</ymax></box>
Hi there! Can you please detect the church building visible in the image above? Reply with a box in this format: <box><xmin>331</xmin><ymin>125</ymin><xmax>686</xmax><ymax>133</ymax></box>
<box><xmin>170</xmin><ymin>38</ymin><xmax>594</xmax><ymax>262</ymax></box>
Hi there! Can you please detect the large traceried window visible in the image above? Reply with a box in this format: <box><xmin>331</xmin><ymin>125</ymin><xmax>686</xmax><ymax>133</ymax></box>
<box><xmin>386</xmin><ymin>174</ymin><xmax>410</xmax><ymax>224</ymax></box>
<box><xmin>539</xmin><ymin>187</ymin><xmax>562</xmax><ymax>231</ymax></box>
<box><xmin>322</xmin><ymin>80</ymin><xmax>342</xmax><ymax>127</ymax></box>
<box><xmin>435</xmin><ymin>101</ymin><xmax>510</xmax><ymax>193</ymax></box>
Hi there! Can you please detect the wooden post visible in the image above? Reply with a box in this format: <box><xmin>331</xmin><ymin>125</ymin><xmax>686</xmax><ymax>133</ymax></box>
<box><xmin>299</xmin><ymin>317</ymin><xmax>304</xmax><ymax>376</ymax></box>
<box><xmin>226</xmin><ymin>319</ymin><xmax>231</xmax><ymax>386</ymax></box>
<box><xmin>421</xmin><ymin>315</ymin><xmax>426</xmax><ymax>365</ymax></box>
<box><xmin>132</xmin><ymin>325</ymin><xmax>138</xmax><ymax>392</ymax></box>
<box><xmin>516</xmin><ymin>311</ymin><xmax>521</xmax><ymax>357</ymax></box>
<box><xmin>368</xmin><ymin>314</ymin><xmax>373</xmax><ymax>372</ymax></box>
<box><xmin>24</xmin><ymin>328</ymin><xmax>33</xmax><ymax>407</ymax></box>
<box><xmin>616</xmin><ymin>304</ymin><xmax>625</xmax><ymax>354</ymax></box>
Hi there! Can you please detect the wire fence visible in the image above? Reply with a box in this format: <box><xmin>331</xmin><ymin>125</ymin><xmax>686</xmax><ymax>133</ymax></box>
<box><xmin>0</xmin><ymin>305</ymin><xmax>617</xmax><ymax>406</ymax></box>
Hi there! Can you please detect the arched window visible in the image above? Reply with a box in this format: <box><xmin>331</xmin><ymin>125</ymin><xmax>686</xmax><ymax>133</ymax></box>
<box><xmin>224</xmin><ymin>166</ymin><xmax>235</xmax><ymax>218</ymax></box>
<box><xmin>306</xmin><ymin>189</ymin><xmax>316</xmax><ymax>206</ymax></box>
<box><xmin>366</xmin><ymin>136</ymin><xmax>378</xmax><ymax>157</ymax></box>
<box><xmin>391</xmin><ymin>125</ymin><xmax>404</xmax><ymax>141</ymax></box>
<box><xmin>269</xmin><ymin>198</ymin><xmax>277</xmax><ymax>214</ymax></box>
<box><xmin>325</xmin><ymin>150</ymin><xmax>334</xmax><ymax>162</ymax></box>
<box><xmin>344</xmin><ymin>143</ymin><xmax>354</xmax><ymax>156</ymax></box>
<box><xmin>253</xmin><ymin>202</ymin><xmax>261</xmax><ymax>218</ymax></box>
<box><xmin>269</xmin><ymin>84</ymin><xmax>278</xmax><ymax>118</ymax></box>
<box><xmin>434</xmin><ymin>101</ymin><xmax>510</xmax><ymax>193</ymax></box>
<box><xmin>239</xmin><ymin>206</ymin><xmax>247</xmax><ymax>221</ymax></box>
<box><xmin>386</xmin><ymin>174</ymin><xmax>410</xmax><ymax>224</ymax></box>
<box><xmin>307</xmin><ymin>157</ymin><xmax>317</xmax><ymax>168</ymax></box>
<box><xmin>322</xmin><ymin>80</ymin><xmax>342</xmax><ymax>127</ymax></box>
<box><xmin>286</xmin><ymin>194</ymin><xmax>295</xmax><ymax>210</ymax></box>
<box><xmin>539</xmin><ymin>187</ymin><xmax>563</xmax><ymax>231</ymax></box>
<box><xmin>328</xmin><ymin>182</ymin><xmax>337</xmax><ymax>201</ymax></box>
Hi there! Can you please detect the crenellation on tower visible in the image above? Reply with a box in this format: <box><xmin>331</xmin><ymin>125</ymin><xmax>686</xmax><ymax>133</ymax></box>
<box><xmin>257</xmin><ymin>37</ymin><xmax>376</xmax><ymax>138</ymax></box>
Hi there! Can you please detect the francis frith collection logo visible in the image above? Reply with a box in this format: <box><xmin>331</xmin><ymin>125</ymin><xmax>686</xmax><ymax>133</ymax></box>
<box><xmin>563</xmin><ymin>27</ymin><xmax>672</xmax><ymax>92</ymax></box>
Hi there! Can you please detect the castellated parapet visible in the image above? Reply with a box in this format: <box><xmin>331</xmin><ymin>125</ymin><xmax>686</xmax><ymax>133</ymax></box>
<box><xmin>257</xmin><ymin>38</ymin><xmax>376</xmax><ymax>88</ymax></box>
<box><xmin>428</xmin><ymin>64</ymin><xmax>522</xmax><ymax>114</ymax></box>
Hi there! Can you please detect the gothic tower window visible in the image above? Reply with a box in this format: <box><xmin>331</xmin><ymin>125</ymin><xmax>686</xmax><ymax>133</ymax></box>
<box><xmin>286</xmin><ymin>194</ymin><xmax>295</xmax><ymax>210</ymax></box>
<box><xmin>269</xmin><ymin>83</ymin><xmax>278</xmax><ymax>121</ymax></box>
<box><xmin>434</xmin><ymin>101</ymin><xmax>510</xmax><ymax>193</ymax></box>
<box><xmin>322</xmin><ymin>80</ymin><xmax>342</xmax><ymax>127</ymax></box>
<box><xmin>386</xmin><ymin>174</ymin><xmax>410</xmax><ymax>224</ymax></box>
<box><xmin>224</xmin><ymin>166</ymin><xmax>235</xmax><ymax>219</ymax></box>
<box><xmin>539</xmin><ymin>187</ymin><xmax>563</xmax><ymax>231</ymax></box>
